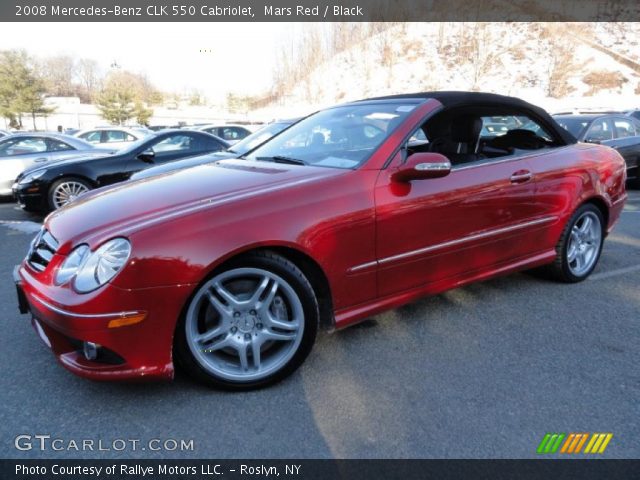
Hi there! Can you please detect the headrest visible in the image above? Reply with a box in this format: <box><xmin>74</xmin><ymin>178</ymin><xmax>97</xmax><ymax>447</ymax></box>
<box><xmin>451</xmin><ymin>115</ymin><xmax>482</xmax><ymax>143</ymax></box>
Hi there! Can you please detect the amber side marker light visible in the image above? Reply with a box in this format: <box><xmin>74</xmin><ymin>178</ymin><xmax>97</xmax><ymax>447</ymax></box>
<box><xmin>108</xmin><ymin>312</ymin><xmax>147</xmax><ymax>329</ymax></box>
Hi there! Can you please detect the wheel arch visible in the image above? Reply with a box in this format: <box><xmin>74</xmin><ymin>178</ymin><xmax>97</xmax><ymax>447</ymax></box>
<box><xmin>50</xmin><ymin>172</ymin><xmax>97</xmax><ymax>189</ymax></box>
<box><xmin>197</xmin><ymin>244</ymin><xmax>335</xmax><ymax>331</ymax></box>
<box><xmin>580</xmin><ymin>196</ymin><xmax>609</xmax><ymax>232</ymax></box>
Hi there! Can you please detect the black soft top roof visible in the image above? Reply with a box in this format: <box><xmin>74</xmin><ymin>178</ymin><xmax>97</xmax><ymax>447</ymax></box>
<box><xmin>357</xmin><ymin>91</ymin><xmax>577</xmax><ymax>145</ymax></box>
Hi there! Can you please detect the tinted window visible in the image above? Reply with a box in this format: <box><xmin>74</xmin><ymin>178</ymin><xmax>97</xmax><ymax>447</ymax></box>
<box><xmin>80</xmin><ymin>131</ymin><xmax>102</xmax><ymax>143</ymax></box>
<box><xmin>219</xmin><ymin>127</ymin><xmax>249</xmax><ymax>141</ymax></box>
<box><xmin>613</xmin><ymin>118</ymin><xmax>636</xmax><ymax>138</ymax></box>
<box><xmin>47</xmin><ymin>139</ymin><xmax>74</xmax><ymax>152</ymax></box>
<box><xmin>554</xmin><ymin>117</ymin><xmax>591</xmax><ymax>138</ymax></box>
<box><xmin>201</xmin><ymin>137</ymin><xmax>226</xmax><ymax>152</ymax></box>
<box><xmin>105</xmin><ymin>130</ymin><xmax>127</xmax><ymax>142</ymax></box>
<box><xmin>0</xmin><ymin>137</ymin><xmax>47</xmax><ymax>156</ymax></box>
<box><xmin>152</xmin><ymin>134</ymin><xmax>197</xmax><ymax>154</ymax></box>
<box><xmin>585</xmin><ymin>118</ymin><xmax>614</xmax><ymax>142</ymax></box>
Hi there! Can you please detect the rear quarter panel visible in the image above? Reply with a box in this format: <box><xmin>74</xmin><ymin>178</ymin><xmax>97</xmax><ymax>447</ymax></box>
<box><xmin>528</xmin><ymin>143</ymin><xmax>626</xmax><ymax>247</ymax></box>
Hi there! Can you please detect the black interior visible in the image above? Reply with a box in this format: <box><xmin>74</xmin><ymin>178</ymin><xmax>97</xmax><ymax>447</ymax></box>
<box><xmin>407</xmin><ymin>105</ymin><xmax>563</xmax><ymax>166</ymax></box>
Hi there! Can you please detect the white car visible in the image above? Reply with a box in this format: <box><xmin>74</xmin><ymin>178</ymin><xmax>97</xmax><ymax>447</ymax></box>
<box><xmin>0</xmin><ymin>133</ymin><xmax>114</xmax><ymax>197</ymax></box>
<box><xmin>74</xmin><ymin>127</ymin><xmax>151</xmax><ymax>150</ymax></box>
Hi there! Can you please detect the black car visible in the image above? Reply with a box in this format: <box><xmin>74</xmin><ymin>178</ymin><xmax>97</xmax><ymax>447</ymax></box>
<box><xmin>131</xmin><ymin>118</ymin><xmax>301</xmax><ymax>181</ymax></box>
<box><xmin>554</xmin><ymin>114</ymin><xmax>640</xmax><ymax>188</ymax></box>
<box><xmin>625</xmin><ymin>110</ymin><xmax>640</xmax><ymax>121</ymax></box>
<box><xmin>13</xmin><ymin>129</ymin><xmax>229</xmax><ymax>212</ymax></box>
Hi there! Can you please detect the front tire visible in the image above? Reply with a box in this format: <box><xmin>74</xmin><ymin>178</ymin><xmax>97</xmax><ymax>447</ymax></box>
<box><xmin>174</xmin><ymin>251</ymin><xmax>319</xmax><ymax>390</ymax></box>
<box><xmin>48</xmin><ymin>177</ymin><xmax>92</xmax><ymax>210</ymax></box>
<box><xmin>546</xmin><ymin>203</ymin><xmax>605</xmax><ymax>282</ymax></box>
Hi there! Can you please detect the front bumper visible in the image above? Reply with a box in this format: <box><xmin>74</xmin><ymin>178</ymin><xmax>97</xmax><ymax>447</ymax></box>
<box><xmin>15</xmin><ymin>263</ymin><xmax>195</xmax><ymax>381</ymax></box>
<box><xmin>12</xmin><ymin>181</ymin><xmax>48</xmax><ymax>212</ymax></box>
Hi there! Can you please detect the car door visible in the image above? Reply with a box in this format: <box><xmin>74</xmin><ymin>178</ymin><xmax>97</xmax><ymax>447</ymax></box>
<box><xmin>3</xmin><ymin>136</ymin><xmax>50</xmax><ymax>173</ymax></box>
<box><xmin>584</xmin><ymin>117</ymin><xmax>615</xmax><ymax>147</ymax></box>
<box><xmin>375</xmin><ymin>150</ymin><xmax>541</xmax><ymax>297</ymax></box>
<box><xmin>126</xmin><ymin>133</ymin><xmax>202</xmax><ymax>176</ymax></box>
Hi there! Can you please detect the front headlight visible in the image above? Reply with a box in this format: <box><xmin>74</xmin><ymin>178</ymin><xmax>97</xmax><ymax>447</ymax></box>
<box><xmin>74</xmin><ymin>238</ymin><xmax>131</xmax><ymax>293</ymax></box>
<box><xmin>54</xmin><ymin>238</ymin><xmax>131</xmax><ymax>293</ymax></box>
<box><xmin>19</xmin><ymin>170</ymin><xmax>46</xmax><ymax>184</ymax></box>
<box><xmin>54</xmin><ymin>244</ymin><xmax>90</xmax><ymax>285</ymax></box>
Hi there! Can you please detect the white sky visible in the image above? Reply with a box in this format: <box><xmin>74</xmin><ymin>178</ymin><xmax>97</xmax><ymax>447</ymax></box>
<box><xmin>0</xmin><ymin>22</ymin><xmax>299</xmax><ymax>101</ymax></box>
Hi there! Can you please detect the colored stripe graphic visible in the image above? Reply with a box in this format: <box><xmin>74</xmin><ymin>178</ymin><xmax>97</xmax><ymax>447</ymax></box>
<box><xmin>574</xmin><ymin>433</ymin><xmax>589</xmax><ymax>453</ymax></box>
<box><xmin>539</xmin><ymin>433</ymin><xmax>612</xmax><ymax>454</ymax></box>
<box><xmin>560</xmin><ymin>433</ymin><xmax>588</xmax><ymax>453</ymax></box>
<box><xmin>537</xmin><ymin>433</ymin><xmax>565</xmax><ymax>454</ymax></box>
<box><xmin>584</xmin><ymin>433</ymin><xmax>613</xmax><ymax>454</ymax></box>
<box><xmin>537</xmin><ymin>434</ymin><xmax>552</xmax><ymax>454</ymax></box>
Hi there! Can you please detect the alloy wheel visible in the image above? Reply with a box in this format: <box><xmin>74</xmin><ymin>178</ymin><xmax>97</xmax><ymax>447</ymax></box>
<box><xmin>566</xmin><ymin>211</ymin><xmax>602</xmax><ymax>277</ymax></box>
<box><xmin>52</xmin><ymin>181</ymin><xmax>89</xmax><ymax>209</ymax></box>
<box><xmin>185</xmin><ymin>268</ymin><xmax>305</xmax><ymax>382</ymax></box>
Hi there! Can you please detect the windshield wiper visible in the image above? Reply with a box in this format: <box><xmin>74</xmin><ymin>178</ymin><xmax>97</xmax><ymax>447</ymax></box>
<box><xmin>255</xmin><ymin>155</ymin><xmax>307</xmax><ymax>166</ymax></box>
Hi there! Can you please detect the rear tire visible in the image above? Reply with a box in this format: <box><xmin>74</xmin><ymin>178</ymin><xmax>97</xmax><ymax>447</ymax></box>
<box><xmin>544</xmin><ymin>203</ymin><xmax>605</xmax><ymax>283</ymax></box>
<box><xmin>174</xmin><ymin>251</ymin><xmax>319</xmax><ymax>390</ymax></box>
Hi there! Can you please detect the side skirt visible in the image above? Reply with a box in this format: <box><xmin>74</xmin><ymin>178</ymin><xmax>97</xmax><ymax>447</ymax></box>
<box><xmin>333</xmin><ymin>249</ymin><xmax>556</xmax><ymax>330</ymax></box>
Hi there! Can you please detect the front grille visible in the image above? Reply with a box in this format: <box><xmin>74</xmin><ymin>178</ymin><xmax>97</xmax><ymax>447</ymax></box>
<box><xmin>27</xmin><ymin>228</ymin><xmax>59</xmax><ymax>272</ymax></box>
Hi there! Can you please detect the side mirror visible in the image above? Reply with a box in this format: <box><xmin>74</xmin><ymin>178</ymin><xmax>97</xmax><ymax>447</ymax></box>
<box><xmin>391</xmin><ymin>152</ymin><xmax>451</xmax><ymax>183</ymax></box>
<box><xmin>137</xmin><ymin>149</ymin><xmax>155</xmax><ymax>163</ymax></box>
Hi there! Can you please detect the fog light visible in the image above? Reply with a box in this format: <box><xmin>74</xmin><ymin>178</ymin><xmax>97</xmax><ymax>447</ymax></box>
<box><xmin>83</xmin><ymin>341</ymin><xmax>99</xmax><ymax>360</ymax></box>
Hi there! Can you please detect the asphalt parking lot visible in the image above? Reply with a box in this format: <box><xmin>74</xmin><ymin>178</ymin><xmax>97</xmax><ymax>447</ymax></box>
<box><xmin>0</xmin><ymin>192</ymin><xmax>638</xmax><ymax>460</ymax></box>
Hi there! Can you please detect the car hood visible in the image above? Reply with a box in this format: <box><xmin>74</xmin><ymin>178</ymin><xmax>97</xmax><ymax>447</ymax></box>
<box><xmin>20</xmin><ymin>149</ymin><xmax>117</xmax><ymax>176</ymax></box>
<box><xmin>46</xmin><ymin>159</ymin><xmax>346</xmax><ymax>251</ymax></box>
<box><xmin>131</xmin><ymin>151</ymin><xmax>237</xmax><ymax>180</ymax></box>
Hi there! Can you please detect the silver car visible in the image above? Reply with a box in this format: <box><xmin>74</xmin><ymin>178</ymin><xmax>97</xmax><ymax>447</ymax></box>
<box><xmin>0</xmin><ymin>133</ymin><xmax>115</xmax><ymax>196</ymax></box>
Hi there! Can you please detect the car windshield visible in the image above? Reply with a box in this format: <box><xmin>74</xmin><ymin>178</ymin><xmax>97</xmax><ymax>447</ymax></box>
<box><xmin>229</xmin><ymin>122</ymin><xmax>292</xmax><ymax>155</ymax></box>
<box><xmin>245</xmin><ymin>103</ymin><xmax>416</xmax><ymax>169</ymax></box>
<box><xmin>554</xmin><ymin>116</ymin><xmax>591</xmax><ymax>138</ymax></box>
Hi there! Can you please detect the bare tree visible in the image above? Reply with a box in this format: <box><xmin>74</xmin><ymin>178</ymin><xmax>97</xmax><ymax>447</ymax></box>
<box><xmin>546</xmin><ymin>43</ymin><xmax>577</xmax><ymax>98</ymax></box>
<box><xmin>41</xmin><ymin>55</ymin><xmax>75</xmax><ymax>97</ymax></box>
<box><xmin>76</xmin><ymin>58</ymin><xmax>102</xmax><ymax>102</ymax></box>
<box><xmin>459</xmin><ymin>23</ymin><xmax>507</xmax><ymax>91</ymax></box>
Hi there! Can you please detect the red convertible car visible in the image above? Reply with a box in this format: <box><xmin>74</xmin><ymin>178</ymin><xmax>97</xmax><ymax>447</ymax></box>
<box><xmin>15</xmin><ymin>92</ymin><xmax>627</xmax><ymax>389</ymax></box>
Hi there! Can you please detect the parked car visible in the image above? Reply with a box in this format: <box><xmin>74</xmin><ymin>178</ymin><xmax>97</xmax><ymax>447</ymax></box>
<box><xmin>193</xmin><ymin>124</ymin><xmax>252</xmax><ymax>144</ymax></box>
<box><xmin>131</xmin><ymin>118</ymin><xmax>299</xmax><ymax>180</ymax></box>
<box><xmin>0</xmin><ymin>129</ymin><xmax>9</xmax><ymax>138</ymax></box>
<box><xmin>13</xmin><ymin>130</ymin><xmax>228</xmax><ymax>212</ymax></box>
<box><xmin>480</xmin><ymin>122</ymin><xmax>509</xmax><ymax>137</ymax></box>
<box><xmin>148</xmin><ymin>125</ymin><xmax>182</xmax><ymax>131</ymax></box>
<box><xmin>0</xmin><ymin>133</ymin><xmax>115</xmax><ymax>197</ymax></box>
<box><xmin>14</xmin><ymin>92</ymin><xmax>626</xmax><ymax>390</ymax></box>
<box><xmin>74</xmin><ymin>127</ymin><xmax>152</xmax><ymax>150</ymax></box>
<box><xmin>624</xmin><ymin>109</ymin><xmax>640</xmax><ymax>121</ymax></box>
<box><xmin>554</xmin><ymin>114</ymin><xmax>640</xmax><ymax>187</ymax></box>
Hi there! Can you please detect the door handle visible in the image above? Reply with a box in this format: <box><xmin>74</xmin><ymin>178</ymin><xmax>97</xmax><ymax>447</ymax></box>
<box><xmin>510</xmin><ymin>170</ymin><xmax>532</xmax><ymax>184</ymax></box>
<box><xmin>34</xmin><ymin>157</ymin><xmax>47</xmax><ymax>163</ymax></box>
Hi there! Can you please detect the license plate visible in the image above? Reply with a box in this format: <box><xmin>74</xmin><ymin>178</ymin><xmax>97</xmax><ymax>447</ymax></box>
<box><xmin>13</xmin><ymin>266</ymin><xmax>29</xmax><ymax>314</ymax></box>
<box><xmin>15</xmin><ymin>284</ymin><xmax>29</xmax><ymax>314</ymax></box>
